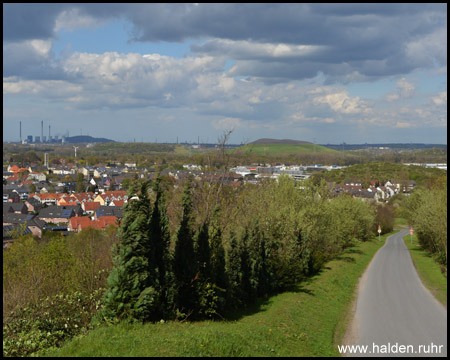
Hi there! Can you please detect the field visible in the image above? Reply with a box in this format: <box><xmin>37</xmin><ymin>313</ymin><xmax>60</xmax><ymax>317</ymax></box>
<box><xmin>43</xmin><ymin>233</ymin><xmax>392</xmax><ymax>357</ymax></box>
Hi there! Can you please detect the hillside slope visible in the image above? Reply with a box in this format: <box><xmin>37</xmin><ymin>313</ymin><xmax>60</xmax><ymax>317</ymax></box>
<box><xmin>250</xmin><ymin>138</ymin><xmax>312</xmax><ymax>145</ymax></box>
<box><xmin>233</xmin><ymin>142</ymin><xmax>339</xmax><ymax>155</ymax></box>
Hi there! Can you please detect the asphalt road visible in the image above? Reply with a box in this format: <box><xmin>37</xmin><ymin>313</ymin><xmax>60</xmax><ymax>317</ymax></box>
<box><xmin>346</xmin><ymin>229</ymin><xmax>447</xmax><ymax>357</ymax></box>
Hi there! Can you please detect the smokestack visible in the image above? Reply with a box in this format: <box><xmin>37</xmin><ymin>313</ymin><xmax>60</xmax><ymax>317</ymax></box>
<box><xmin>41</xmin><ymin>121</ymin><xmax>43</xmax><ymax>142</ymax></box>
<box><xmin>49</xmin><ymin>125</ymin><xmax>50</xmax><ymax>140</ymax></box>
<box><xmin>20</xmin><ymin>121</ymin><xmax>22</xmax><ymax>142</ymax></box>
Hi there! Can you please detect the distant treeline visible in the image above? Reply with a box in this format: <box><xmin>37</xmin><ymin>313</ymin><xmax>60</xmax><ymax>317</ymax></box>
<box><xmin>322</xmin><ymin>143</ymin><xmax>447</xmax><ymax>151</ymax></box>
<box><xmin>312</xmin><ymin>161</ymin><xmax>447</xmax><ymax>188</ymax></box>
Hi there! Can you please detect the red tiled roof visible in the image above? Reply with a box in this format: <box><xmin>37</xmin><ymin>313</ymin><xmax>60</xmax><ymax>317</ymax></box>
<box><xmin>83</xmin><ymin>202</ymin><xmax>101</xmax><ymax>211</ymax></box>
<box><xmin>69</xmin><ymin>215</ymin><xmax>118</xmax><ymax>231</ymax></box>
<box><xmin>109</xmin><ymin>200</ymin><xmax>125</xmax><ymax>207</ymax></box>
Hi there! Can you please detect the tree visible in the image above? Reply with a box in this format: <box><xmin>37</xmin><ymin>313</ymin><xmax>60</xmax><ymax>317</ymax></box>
<box><xmin>147</xmin><ymin>176</ymin><xmax>173</xmax><ymax>320</ymax></box>
<box><xmin>225</xmin><ymin>231</ymin><xmax>243</xmax><ymax>309</ymax></box>
<box><xmin>99</xmin><ymin>180</ymin><xmax>157</xmax><ymax>322</ymax></box>
<box><xmin>195</xmin><ymin>221</ymin><xmax>211</xmax><ymax>282</ymax></box>
<box><xmin>172</xmin><ymin>177</ymin><xmax>198</xmax><ymax>318</ymax></box>
<box><xmin>75</xmin><ymin>172</ymin><xmax>86</xmax><ymax>193</ymax></box>
<box><xmin>209</xmin><ymin>206</ymin><xmax>227</xmax><ymax>293</ymax></box>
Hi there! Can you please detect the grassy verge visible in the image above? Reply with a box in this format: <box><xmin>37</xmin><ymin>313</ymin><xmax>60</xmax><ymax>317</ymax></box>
<box><xmin>403</xmin><ymin>233</ymin><xmax>447</xmax><ymax>307</ymax></box>
<box><xmin>43</xmin><ymin>233</ymin><xmax>393</xmax><ymax>357</ymax></box>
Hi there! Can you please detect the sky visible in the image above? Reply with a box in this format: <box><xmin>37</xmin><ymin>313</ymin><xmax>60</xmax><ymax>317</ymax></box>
<box><xmin>3</xmin><ymin>3</ymin><xmax>447</xmax><ymax>144</ymax></box>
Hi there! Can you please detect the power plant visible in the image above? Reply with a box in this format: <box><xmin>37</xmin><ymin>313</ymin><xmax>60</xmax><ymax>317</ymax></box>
<box><xmin>21</xmin><ymin>120</ymin><xmax>63</xmax><ymax>144</ymax></box>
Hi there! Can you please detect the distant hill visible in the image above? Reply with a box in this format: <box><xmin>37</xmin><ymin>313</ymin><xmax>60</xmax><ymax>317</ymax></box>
<box><xmin>233</xmin><ymin>140</ymin><xmax>338</xmax><ymax>156</ymax></box>
<box><xmin>250</xmin><ymin>138</ymin><xmax>312</xmax><ymax>145</ymax></box>
<box><xmin>65</xmin><ymin>136</ymin><xmax>115</xmax><ymax>143</ymax></box>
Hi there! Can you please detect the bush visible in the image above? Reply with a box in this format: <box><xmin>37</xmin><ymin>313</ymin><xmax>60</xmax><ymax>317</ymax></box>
<box><xmin>3</xmin><ymin>289</ymin><xmax>105</xmax><ymax>357</ymax></box>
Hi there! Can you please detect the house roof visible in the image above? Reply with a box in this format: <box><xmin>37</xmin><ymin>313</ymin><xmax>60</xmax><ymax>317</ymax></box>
<box><xmin>3</xmin><ymin>213</ymin><xmax>35</xmax><ymax>225</ymax></box>
<box><xmin>82</xmin><ymin>201</ymin><xmax>101</xmax><ymax>211</ymax></box>
<box><xmin>96</xmin><ymin>206</ymin><xmax>123</xmax><ymax>218</ymax></box>
<box><xmin>109</xmin><ymin>200</ymin><xmax>125</xmax><ymax>207</ymax></box>
<box><xmin>69</xmin><ymin>215</ymin><xmax>118</xmax><ymax>231</ymax></box>
<box><xmin>37</xmin><ymin>206</ymin><xmax>76</xmax><ymax>219</ymax></box>
<box><xmin>3</xmin><ymin>224</ymin><xmax>32</xmax><ymax>239</ymax></box>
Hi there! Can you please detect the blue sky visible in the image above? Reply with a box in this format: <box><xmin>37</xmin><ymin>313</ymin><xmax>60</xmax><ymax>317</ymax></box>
<box><xmin>3</xmin><ymin>3</ymin><xmax>447</xmax><ymax>144</ymax></box>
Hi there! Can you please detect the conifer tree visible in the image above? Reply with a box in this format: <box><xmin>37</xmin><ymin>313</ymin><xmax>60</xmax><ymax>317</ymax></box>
<box><xmin>173</xmin><ymin>177</ymin><xmax>198</xmax><ymax>317</ymax></box>
<box><xmin>239</xmin><ymin>228</ymin><xmax>255</xmax><ymax>304</ymax></box>
<box><xmin>226</xmin><ymin>230</ymin><xmax>242</xmax><ymax>309</ymax></box>
<box><xmin>100</xmin><ymin>180</ymin><xmax>157</xmax><ymax>322</ymax></box>
<box><xmin>247</xmin><ymin>219</ymin><xmax>272</xmax><ymax>297</ymax></box>
<box><xmin>209</xmin><ymin>206</ymin><xmax>227</xmax><ymax>293</ymax></box>
<box><xmin>148</xmin><ymin>176</ymin><xmax>173</xmax><ymax>320</ymax></box>
<box><xmin>195</xmin><ymin>221</ymin><xmax>211</xmax><ymax>282</ymax></box>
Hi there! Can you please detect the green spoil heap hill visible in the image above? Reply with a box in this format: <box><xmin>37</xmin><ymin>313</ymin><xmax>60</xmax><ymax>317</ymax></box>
<box><xmin>233</xmin><ymin>139</ymin><xmax>339</xmax><ymax>156</ymax></box>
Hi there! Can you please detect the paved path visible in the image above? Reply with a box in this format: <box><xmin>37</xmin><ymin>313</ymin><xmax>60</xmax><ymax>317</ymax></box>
<box><xmin>346</xmin><ymin>229</ymin><xmax>447</xmax><ymax>357</ymax></box>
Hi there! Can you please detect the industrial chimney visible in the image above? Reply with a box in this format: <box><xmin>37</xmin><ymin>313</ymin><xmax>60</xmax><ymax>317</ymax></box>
<box><xmin>41</xmin><ymin>121</ymin><xmax>43</xmax><ymax>143</ymax></box>
<box><xmin>20</xmin><ymin>121</ymin><xmax>22</xmax><ymax>143</ymax></box>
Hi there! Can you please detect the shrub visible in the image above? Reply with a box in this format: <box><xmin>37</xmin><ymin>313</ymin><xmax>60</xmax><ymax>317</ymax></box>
<box><xmin>3</xmin><ymin>289</ymin><xmax>104</xmax><ymax>357</ymax></box>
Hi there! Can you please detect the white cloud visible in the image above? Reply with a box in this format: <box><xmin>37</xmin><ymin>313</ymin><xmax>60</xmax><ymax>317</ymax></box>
<box><xmin>289</xmin><ymin>112</ymin><xmax>335</xmax><ymax>124</ymax></box>
<box><xmin>313</xmin><ymin>90</ymin><xmax>371</xmax><ymax>115</ymax></box>
<box><xmin>384</xmin><ymin>77</ymin><xmax>416</xmax><ymax>102</ymax></box>
<box><xmin>54</xmin><ymin>7</ymin><xmax>108</xmax><ymax>32</ymax></box>
<box><xmin>431</xmin><ymin>91</ymin><xmax>447</xmax><ymax>106</ymax></box>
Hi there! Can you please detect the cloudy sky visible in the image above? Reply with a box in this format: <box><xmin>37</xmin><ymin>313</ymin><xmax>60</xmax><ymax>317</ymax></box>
<box><xmin>3</xmin><ymin>3</ymin><xmax>447</xmax><ymax>144</ymax></box>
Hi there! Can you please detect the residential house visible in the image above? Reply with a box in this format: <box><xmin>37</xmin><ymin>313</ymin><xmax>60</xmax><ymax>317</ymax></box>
<box><xmin>81</xmin><ymin>201</ymin><xmax>101</xmax><ymax>215</ymax></box>
<box><xmin>68</xmin><ymin>215</ymin><xmax>119</xmax><ymax>232</ymax></box>
<box><xmin>78</xmin><ymin>166</ymin><xmax>101</xmax><ymax>179</ymax></box>
<box><xmin>109</xmin><ymin>200</ymin><xmax>125</xmax><ymax>207</ymax></box>
<box><xmin>3</xmin><ymin>224</ymin><xmax>33</xmax><ymax>247</ymax></box>
<box><xmin>37</xmin><ymin>205</ymin><xmax>81</xmax><ymax>224</ymax></box>
<box><xmin>3</xmin><ymin>203</ymin><xmax>28</xmax><ymax>214</ymax></box>
<box><xmin>3</xmin><ymin>213</ymin><xmax>45</xmax><ymax>238</ymax></box>
<box><xmin>3</xmin><ymin>189</ymin><xmax>21</xmax><ymax>203</ymax></box>
<box><xmin>30</xmin><ymin>193</ymin><xmax>66</xmax><ymax>206</ymax></box>
<box><xmin>93</xmin><ymin>190</ymin><xmax>127</xmax><ymax>206</ymax></box>
<box><xmin>24</xmin><ymin>197</ymin><xmax>42</xmax><ymax>213</ymax></box>
<box><xmin>28</xmin><ymin>172</ymin><xmax>47</xmax><ymax>182</ymax></box>
<box><xmin>69</xmin><ymin>192</ymin><xmax>95</xmax><ymax>204</ymax></box>
<box><xmin>94</xmin><ymin>206</ymin><xmax>123</xmax><ymax>220</ymax></box>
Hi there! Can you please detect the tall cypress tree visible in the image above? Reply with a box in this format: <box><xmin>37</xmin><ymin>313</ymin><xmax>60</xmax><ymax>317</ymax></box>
<box><xmin>226</xmin><ymin>230</ymin><xmax>243</xmax><ymax>310</ymax></box>
<box><xmin>100</xmin><ymin>180</ymin><xmax>157</xmax><ymax>322</ymax></box>
<box><xmin>148</xmin><ymin>176</ymin><xmax>173</xmax><ymax>320</ymax></box>
<box><xmin>195</xmin><ymin>221</ymin><xmax>211</xmax><ymax>282</ymax></box>
<box><xmin>247</xmin><ymin>219</ymin><xmax>272</xmax><ymax>297</ymax></box>
<box><xmin>173</xmin><ymin>177</ymin><xmax>198</xmax><ymax>317</ymax></box>
<box><xmin>209</xmin><ymin>206</ymin><xmax>227</xmax><ymax>293</ymax></box>
<box><xmin>239</xmin><ymin>228</ymin><xmax>254</xmax><ymax>305</ymax></box>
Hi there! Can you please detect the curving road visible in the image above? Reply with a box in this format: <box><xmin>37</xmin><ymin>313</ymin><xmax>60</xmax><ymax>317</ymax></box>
<box><xmin>346</xmin><ymin>229</ymin><xmax>447</xmax><ymax>357</ymax></box>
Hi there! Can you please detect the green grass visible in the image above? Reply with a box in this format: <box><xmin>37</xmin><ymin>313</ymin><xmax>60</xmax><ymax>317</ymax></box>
<box><xmin>393</xmin><ymin>217</ymin><xmax>409</xmax><ymax>227</ymax></box>
<box><xmin>43</xmin><ymin>233</ymin><xmax>394</xmax><ymax>357</ymax></box>
<box><xmin>232</xmin><ymin>143</ymin><xmax>339</xmax><ymax>156</ymax></box>
<box><xmin>403</xmin><ymin>233</ymin><xmax>447</xmax><ymax>307</ymax></box>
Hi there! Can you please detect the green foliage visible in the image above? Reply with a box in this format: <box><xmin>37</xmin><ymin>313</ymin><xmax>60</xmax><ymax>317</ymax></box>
<box><xmin>99</xmin><ymin>181</ymin><xmax>155</xmax><ymax>322</ymax></box>
<box><xmin>195</xmin><ymin>222</ymin><xmax>211</xmax><ymax>282</ymax></box>
<box><xmin>147</xmin><ymin>177</ymin><xmax>173</xmax><ymax>320</ymax></box>
<box><xmin>3</xmin><ymin>230</ymin><xmax>116</xmax><ymax>319</ymax></box>
<box><xmin>405</xmin><ymin>180</ymin><xmax>447</xmax><ymax>264</ymax></box>
<box><xmin>75</xmin><ymin>172</ymin><xmax>86</xmax><ymax>193</ymax></box>
<box><xmin>3</xmin><ymin>289</ymin><xmax>104</xmax><ymax>357</ymax></box>
<box><xmin>173</xmin><ymin>178</ymin><xmax>199</xmax><ymax>317</ymax></box>
<box><xmin>314</xmin><ymin>161</ymin><xmax>446</xmax><ymax>187</ymax></box>
<box><xmin>373</xmin><ymin>203</ymin><xmax>395</xmax><ymax>234</ymax></box>
<box><xmin>209</xmin><ymin>207</ymin><xmax>227</xmax><ymax>291</ymax></box>
<box><xmin>226</xmin><ymin>231</ymin><xmax>245</xmax><ymax>310</ymax></box>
